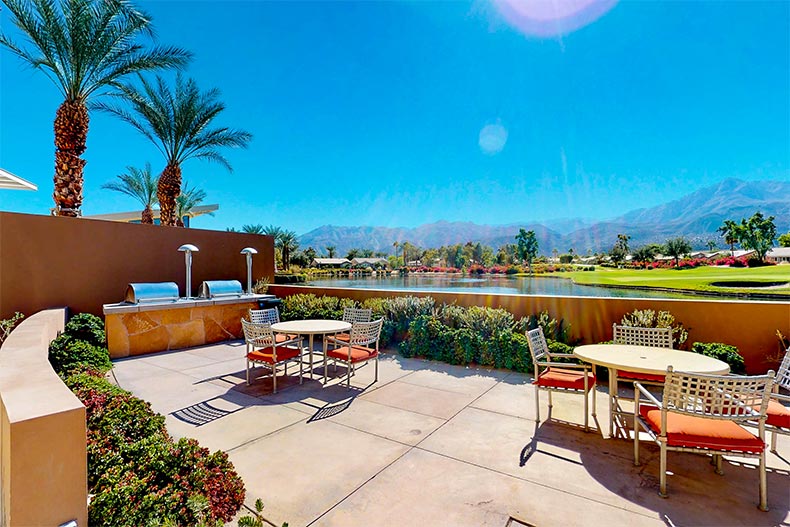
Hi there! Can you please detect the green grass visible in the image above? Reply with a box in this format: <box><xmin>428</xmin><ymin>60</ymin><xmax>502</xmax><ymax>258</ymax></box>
<box><xmin>548</xmin><ymin>265</ymin><xmax>790</xmax><ymax>297</ymax></box>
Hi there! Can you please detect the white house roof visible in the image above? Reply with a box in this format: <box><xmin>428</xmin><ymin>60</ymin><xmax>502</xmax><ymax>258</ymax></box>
<box><xmin>312</xmin><ymin>258</ymin><xmax>350</xmax><ymax>265</ymax></box>
<box><xmin>0</xmin><ymin>168</ymin><xmax>37</xmax><ymax>191</ymax></box>
<box><xmin>767</xmin><ymin>247</ymin><xmax>790</xmax><ymax>258</ymax></box>
<box><xmin>351</xmin><ymin>257</ymin><xmax>388</xmax><ymax>265</ymax></box>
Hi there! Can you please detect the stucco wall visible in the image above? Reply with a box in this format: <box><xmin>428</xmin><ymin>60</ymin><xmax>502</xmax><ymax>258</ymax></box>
<box><xmin>0</xmin><ymin>308</ymin><xmax>86</xmax><ymax>527</ymax></box>
<box><xmin>0</xmin><ymin>211</ymin><xmax>275</xmax><ymax>320</ymax></box>
<box><xmin>270</xmin><ymin>284</ymin><xmax>790</xmax><ymax>374</ymax></box>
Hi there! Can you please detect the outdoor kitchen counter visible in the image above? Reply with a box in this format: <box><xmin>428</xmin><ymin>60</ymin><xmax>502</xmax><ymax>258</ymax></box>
<box><xmin>103</xmin><ymin>294</ymin><xmax>273</xmax><ymax>358</ymax></box>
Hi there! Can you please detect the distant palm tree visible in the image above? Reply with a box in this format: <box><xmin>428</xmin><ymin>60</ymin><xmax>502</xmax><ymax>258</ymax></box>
<box><xmin>0</xmin><ymin>0</ymin><xmax>190</xmax><ymax>216</ymax></box>
<box><xmin>95</xmin><ymin>74</ymin><xmax>251</xmax><ymax>226</ymax></box>
<box><xmin>101</xmin><ymin>163</ymin><xmax>159</xmax><ymax>223</ymax></box>
<box><xmin>326</xmin><ymin>246</ymin><xmax>337</xmax><ymax>258</ymax></box>
<box><xmin>174</xmin><ymin>182</ymin><xmax>209</xmax><ymax>227</ymax></box>
<box><xmin>280</xmin><ymin>230</ymin><xmax>299</xmax><ymax>270</ymax></box>
<box><xmin>241</xmin><ymin>224</ymin><xmax>266</xmax><ymax>234</ymax></box>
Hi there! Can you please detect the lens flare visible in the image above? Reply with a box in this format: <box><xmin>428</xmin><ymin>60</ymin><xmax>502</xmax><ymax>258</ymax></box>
<box><xmin>479</xmin><ymin>122</ymin><xmax>508</xmax><ymax>155</ymax></box>
<box><xmin>492</xmin><ymin>0</ymin><xmax>618</xmax><ymax>38</ymax></box>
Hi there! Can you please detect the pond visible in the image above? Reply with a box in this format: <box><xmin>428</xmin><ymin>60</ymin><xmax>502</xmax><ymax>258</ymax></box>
<box><xmin>306</xmin><ymin>274</ymin><xmax>708</xmax><ymax>300</ymax></box>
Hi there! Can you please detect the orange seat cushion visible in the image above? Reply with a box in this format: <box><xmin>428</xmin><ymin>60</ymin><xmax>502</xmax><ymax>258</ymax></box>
<box><xmin>534</xmin><ymin>368</ymin><xmax>595</xmax><ymax>391</ymax></box>
<box><xmin>639</xmin><ymin>404</ymin><xmax>765</xmax><ymax>453</ymax></box>
<box><xmin>618</xmin><ymin>370</ymin><xmax>665</xmax><ymax>383</ymax></box>
<box><xmin>765</xmin><ymin>399</ymin><xmax>790</xmax><ymax>429</ymax></box>
<box><xmin>247</xmin><ymin>346</ymin><xmax>301</xmax><ymax>364</ymax></box>
<box><xmin>326</xmin><ymin>345</ymin><xmax>378</xmax><ymax>363</ymax></box>
<box><xmin>332</xmin><ymin>333</ymin><xmax>351</xmax><ymax>342</ymax></box>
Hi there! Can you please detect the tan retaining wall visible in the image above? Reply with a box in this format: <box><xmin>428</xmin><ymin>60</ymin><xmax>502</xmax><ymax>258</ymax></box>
<box><xmin>0</xmin><ymin>308</ymin><xmax>87</xmax><ymax>527</ymax></box>
<box><xmin>270</xmin><ymin>285</ymin><xmax>790</xmax><ymax>374</ymax></box>
<box><xmin>0</xmin><ymin>211</ymin><xmax>275</xmax><ymax>321</ymax></box>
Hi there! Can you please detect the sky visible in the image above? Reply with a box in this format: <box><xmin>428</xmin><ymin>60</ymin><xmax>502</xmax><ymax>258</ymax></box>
<box><xmin>1</xmin><ymin>0</ymin><xmax>788</xmax><ymax>236</ymax></box>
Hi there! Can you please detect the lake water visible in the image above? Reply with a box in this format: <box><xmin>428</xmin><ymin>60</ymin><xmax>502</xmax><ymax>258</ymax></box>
<box><xmin>306</xmin><ymin>274</ymin><xmax>706</xmax><ymax>300</ymax></box>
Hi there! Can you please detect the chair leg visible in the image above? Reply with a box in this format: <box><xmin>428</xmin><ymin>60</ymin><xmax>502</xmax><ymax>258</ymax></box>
<box><xmin>347</xmin><ymin>361</ymin><xmax>351</xmax><ymax>389</ymax></box>
<box><xmin>659</xmin><ymin>441</ymin><xmax>668</xmax><ymax>498</ymax></box>
<box><xmin>534</xmin><ymin>386</ymin><xmax>541</xmax><ymax>425</ymax></box>
<box><xmin>759</xmin><ymin>450</ymin><xmax>768</xmax><ymax>511</ymax></box>
<box><xmin>770</xmin><ymin>430</ymin><xmax>777</xmax><ymax>454</ymax></box>
<box><xmin>634</xmin><ymin>421</ymin><xmax>640</xmax><ymax>466</ymax></box>
<box><xmin>299</xmin><ymin>357</ymin><xmax>304</xmax><ymax>385</ymax></box>
<box><xmin>583</xmin><ymin>388</ymin><xmax>589</xmax><ymax>432</ymax></box>
<box><xmin>273</xmin><ymin>364</ymin><xmax>278</xmax><ymax>394</ymax></box>
<box><xmin>375</xmin><ymin>356</ymin><xmax>379</xmax><ymax>382</ymax></box>
<box><xmin>591</xmin><ymin>382</ymin><xmax>597</xmax><ymax>419</ymax></box>
<box><xmin>714</xmin><ymin>454</ymin><xmax>724</xmax><ymax>476</ymax></box>
<box><xmin>246</xmin><ymin>358</ymin><xmax>250</xmax><ymax>386</ymax></box>
<box><xmin>547</xmin><ymin>389</ymin><xmax>553</xmax><ymax>418</ymax></box>
<box><xmin>323</xmin><ymin>353</ymin><xmax>328</xmax><ymax>384</ymax></box>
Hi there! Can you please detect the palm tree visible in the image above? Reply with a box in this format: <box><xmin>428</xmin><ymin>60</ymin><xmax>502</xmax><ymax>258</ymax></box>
<box><xmin>241</xmin><ymin>224</ymin><xmax>266</xmax><ymax>234</ymax></box>
<box><xmin>0</xmin><ymin>0</ymin><xmax>190</xmax><ymax>217</ymax></box>
<box><xmin>326</xmin><ymin>246</ymin><xmax>337</xmax><ymax>258</ymax></box>
<box><xmin>279</xmin><ymin>230</ymin><xmax>299</xmax><ymax>270</ymax></box>
<box><xmin>174</xmin><ymin>182</ymin><xmax>209</xmax><ymax>227</ymax></box>
<box><xmin>95</xmin><ymin>74</ymin><xmax>251</xmax><ymax>226</ymax></box>
<box><xmin>100</xmin><ymin>163</ymin><xmax>158</xmax><ymax>223</ymax></box>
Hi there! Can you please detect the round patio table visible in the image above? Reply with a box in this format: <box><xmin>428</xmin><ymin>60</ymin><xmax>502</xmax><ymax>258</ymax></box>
<box><xmin>573</xmin><ymin>344</ymin><xmax>730</xmax><ymax>438</ymax></box>
<box><xmin>271</xmin><ymin>320</ymin><xmax>352</xmax><ymax>380</ymax></box>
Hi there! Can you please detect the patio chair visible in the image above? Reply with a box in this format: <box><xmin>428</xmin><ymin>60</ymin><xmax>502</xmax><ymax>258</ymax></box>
<box><xmin>329</xmin><ymin>307</ymin><xmax>373</xmax><ymax>349</ymax></box>
<box><xmin>324</xmin><ymin>318</ymin><xmax>383</xmax><ymax>389</ymax></box>
<box><xmin>610</xmin><ymin>324</ymin><xmax>673</xmax><ymax>433</ymax></box>
<box><xmin>527</xmin><ymin>327</ymin><xmax>596</xmax><ymax>432</ymax></box>
<box><xmin>750</xmin><ymin>348</ymin><xmax>790</xmax><ymax>454</ymax></box>
<box><xmin>634</xmin><ymin>366</ymin><xmax>775</xmax><ymax>510</ymax></box>
<box><xmin>241</xmin><ymin>319</ymin><xmax>304</xmax><ymax>393</ymax></box>
<box><xmin>249</xmin><ymin>307</ymin><xmax>294</xmax><ymax>343</ymax></box>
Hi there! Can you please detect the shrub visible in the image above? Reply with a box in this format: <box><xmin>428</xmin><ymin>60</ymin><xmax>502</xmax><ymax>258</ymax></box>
<box><xmin>49</xmin><ymin>335</ymin><xmax>112</xmax><ymax>375</ymax></box>
<box><xmin>64</xmin><ymin>312</ymin><xmax>107</xmax><ymax>347</ymax></box>
<box><xmin>89</xmin><ymin>436</ymin><xmax>245</xmax><ymax>527</ymax></box>
<box><xmin>620</xmin><ymin>309</ymin><xmax>688</xmax><ymax>346</ymax></box>
<box><xmin>525</xmin><ymin>311</ymin><xmax>574</xmax><ymax>344</ymax></box>
<box><xmin>273</xmin><ymin>273</ymin><xmax>306</xmax><ymax>284</ymax></box>
<box><xmin>691</xmin><ymin>342</ymin><xmax>746</xmax><ymax>374</ymax></box>
<box><xmin>0</xmin><ymin>311</ymin><xmax>24</xmax><ymax>346</ymax></box>
<box><xmin>280</xmin><ymin>294</ymin><xmax>356</xmax><ymax>321</ymax></box>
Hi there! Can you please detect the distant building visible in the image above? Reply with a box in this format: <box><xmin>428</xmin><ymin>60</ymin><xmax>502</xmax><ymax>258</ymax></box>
<box><xmin>766</xmin><ymin>247</ymin><xmax>790</xmax><ymax>264</ymax></box>
<box><xmin>311</xmin><ymin>258</ymin><xmax>351</xmax><ymax>268</ymax></box>
<box><xmin>351</xmin><ymin>257</ymin><xmax>388</xmax><ymax>268</ymax></box>
<box><xmin>87</xmin><ymin>204</ymin><xmax>218</xmax><ymax>227</ymax></box>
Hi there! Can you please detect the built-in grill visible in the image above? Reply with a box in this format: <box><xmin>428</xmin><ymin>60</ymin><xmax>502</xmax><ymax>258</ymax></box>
<box><xmin>125</xmin><ymin>282</ymin><xmax>180</xmax><ymax>304</ymax></box>
<box><xmin>199</xmin><ymin>280</ymin><xmax>244</xmax><ymax>299</ymax></box>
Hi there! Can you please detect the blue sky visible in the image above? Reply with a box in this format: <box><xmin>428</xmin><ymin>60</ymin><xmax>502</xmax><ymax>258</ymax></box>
<box><xmin>1</xmin><ymin>0</ymin><xmax>788</xmax><ymax>235</ymax></box>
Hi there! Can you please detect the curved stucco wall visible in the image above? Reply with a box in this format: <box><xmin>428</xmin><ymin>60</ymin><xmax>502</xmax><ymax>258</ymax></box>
<box><xmin>0</xmin><ymin>308</ymin><xmax>87</xmax><ymax>527</ymax></box>
<box><xmin>270</xmin><ymin>285</ymin><xmax>790</xmax><ymax>374</ymax></box>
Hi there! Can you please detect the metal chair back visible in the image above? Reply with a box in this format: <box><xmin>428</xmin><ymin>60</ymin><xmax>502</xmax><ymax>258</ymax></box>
<box><xmin>775</xmin><ymin>348</ymin><xmax>790</xmax><ymax>392</ymax></box>
<box><xmin>249</xmin><ymin>307</ymin><xmax>280</xmax><ymax>325</ymax></box>
<box><xmin>241</xmin><ymin>319</ymin><xmax>275</xmax><ymax>348</ymax></box>
<box><xmin>527</xmin><ymin>327</ymin><xmax>550</xmax><ymax>369</ymax></box>
<box><xmin>613</xmin><ymin>324</ymin><xmax>673</xmax><ymax>348</ymax></box>
<box><xmin>343</xmin><ymin>307</ymin><xmax>372</xmax><ymax>324</ymax></box>
<box><xmin>349</xmin><ymin>318</ymin><xmax>383</xmax><ymax>347</ymax></box>
<box><xmin>662</xmin><ymin>366</ymin><xmax>774</xmax><ymax>422</ymax></box>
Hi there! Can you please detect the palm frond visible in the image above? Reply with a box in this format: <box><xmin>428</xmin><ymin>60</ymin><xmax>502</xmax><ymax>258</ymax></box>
<box><xmin>100</xmin><ymin>162</ymin><xmax>158</xmax><ymax>207</ymax></box>
<box><xmin>0</xmin><ymin>0</ymin><xmax>190</xmax><ymax>102</ymax></box>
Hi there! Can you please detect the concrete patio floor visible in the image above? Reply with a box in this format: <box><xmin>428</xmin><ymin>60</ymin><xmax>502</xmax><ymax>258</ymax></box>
<box><xmin>112</xmin><ymin>341</ymin><xmax>790</xmax><ymax>527</ymax></box>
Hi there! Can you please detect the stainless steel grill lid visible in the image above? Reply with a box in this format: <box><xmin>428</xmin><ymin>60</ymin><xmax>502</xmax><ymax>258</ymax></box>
<box><xmin>199</xmin><ymin>280</ymin><xmax>243</xmax><ymax>298</ymax></box>
<box><xmin>125</xmin><ymin>282</ymin><xmax>180</xmax><ymax>304</ymax></box>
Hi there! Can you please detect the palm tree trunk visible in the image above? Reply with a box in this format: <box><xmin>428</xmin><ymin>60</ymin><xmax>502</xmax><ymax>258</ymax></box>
<box><xmin>157</xmin><ymin>163</ymin><xmax>182</xmax><ymax>226</ymax></box>
<box><xmin>53</xmin><ymin>100</ymin><xmax>89</xmax><ymax>217</ymax></box>
<box><xmin>141</xmin><ymin>205</ymin><xmax>154</xmax><ymax>224</ymax></box>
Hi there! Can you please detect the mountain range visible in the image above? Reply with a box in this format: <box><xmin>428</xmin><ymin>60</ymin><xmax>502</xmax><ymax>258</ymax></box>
<box><xmin>298</xmin><ymin>179</ymin><xmax>790</xmax><ymax>256</ymax></box>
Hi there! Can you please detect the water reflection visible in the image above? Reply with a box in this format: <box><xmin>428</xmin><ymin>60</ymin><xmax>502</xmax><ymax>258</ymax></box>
<box><xmin>307</xmin><ymin>274</ymin><xmax>700</xmax><ymax>300</ymax></box>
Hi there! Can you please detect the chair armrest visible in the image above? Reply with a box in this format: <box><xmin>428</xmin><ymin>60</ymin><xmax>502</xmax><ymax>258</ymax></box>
<box><xmin>325</xmin><ymin>336</ymin><xmax>344</xmax><ymax>347</ymax></box>
<box><xmin>547</xmin><ymin>352</ymin><xmax>576</xmax><ymax>359</ymax></box>
<box><xmin>772</xmin><ymin>391</ymin><xmax>790</xmax><ymax>403</ymax></box>
<box><xmin>536</xmin><ymin>362</ymin><xmax>591</xmax><ymax>371</ymax></box>
<box><xmin>633</xmin><ymin>382</ymin><xmax>662</xmax><ymax>407</ymax></box>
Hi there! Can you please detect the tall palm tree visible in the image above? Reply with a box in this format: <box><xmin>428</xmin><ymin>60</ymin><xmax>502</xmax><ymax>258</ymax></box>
<box><xmin>0</xmin><ymin>0</ymin><xmax>191</xmax><ymax>217</ymax></box>
<box><xmin>95</xmin><ymin>73</ymin><xmax>251</xmax><ymax>225</ymax></box>
<box><xmin>326</xmin><ymin>246</ymin><xmax>336</xmax><ymax>258</ymax></box>
<box><xmin>100</xmin><ymin>163</ymin><xmax>158</xmax><ymax>223</ymax></box>
<box><xmin>174</xmin><ymin>181</ymin><xmax>209</xmax><ymax>227</ymax></box>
